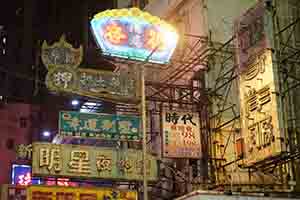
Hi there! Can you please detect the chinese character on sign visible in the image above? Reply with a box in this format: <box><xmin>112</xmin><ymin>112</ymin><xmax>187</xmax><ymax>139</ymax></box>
<box><xmin>67</xmin><ymin>117</ymin><xmax>80</xmax><ymax>131</ymax></box>
<box><xmin>136</xmin><ymin>159</ymin><xmax>151</xmax><ymax>176</ymax></box>
<box><xmin>260</xmin><ymin>117</ymin><xmax>274</xmax><ymax>147</ymax></box>
<box><xmin>248</xmin><ymin>116</ymin><xmax>274</xmax><ymax>152</ymax></box>
<box><xmin>103</xmin><ymin>191</ymin><xmax>119</xmax><ymax>200</ymax></box>
<box><xmin>53</xmin><ymin>71</ymin><xmax>73</xmax><ymax>89</ymax></box>
<box><xmin>56</xmin><ymin>192</ymin><xmax>76</xmax><ymax>200</ymax></box>
<box><xmin>181</xmin><ymin>114</ymin><xmax>196</xmax><ymax>126</ymax></box>
<box><xmin>18</xmin><ymin>172</ymin><xmax>31</xmax><ymax>186</ymax></box>
<box><xmin>16</xmin><ymin>144</ymin><xmax>32</xmax><ymax>160</ymax></box>
<box><xmin>79</xmin><ymin>193</ymin><xmax>97</xmax><ymax>200</ymax></box>
<box><xmin>68</xmin><ymin>150</ymin><xmax>91</xmax><ymax>174</ymax></box>
<box><xmin>118</xmin><ymin>120</ymin><xmax>132</xmax><ymax>134</ymax></box>
<box><xmin>102</xmin><ymin>119</ymin><xmax>114</xmax><ymax>131</ymax></box>
<box><xmin>165</xmin><ymin>112</ymin><xmax>180</xmax><ymax>124</ymax></box>
<box><xmin>96</xmin><ymin>155</ymin><xmax>112</xmax><ymax>172</ymax></box>
<box><xmin>32</xmin><ymin>191</ymin><xmax>53</xmax><ymax>200</ymax></box>
<box><xmin>118</xmin><ymin>159</ymin><xmax>133</xmax><ymax>173</ymax></box>
<box><xmin>111</xmin><ymin>76</ymin><xmax>120</xmax><ymax>88</ymax></box>
<box><xmin>83</xmin><ymin>119</ymin><xmax>99</xmax><ymax>131</ymax></box>
<box><xmin>258</xmin><ymin>86</ymin><xmax>271</xmax><ymax>108</ymax></box>
<box><xmin>246</xmin><ymin>86</ymin><xmax>271</xmax><ymax>114</ymax></box>
<box><xmin>39</xmin><ymin>148</ymin><xmax>62</xmax><ymax>172</ymax></box>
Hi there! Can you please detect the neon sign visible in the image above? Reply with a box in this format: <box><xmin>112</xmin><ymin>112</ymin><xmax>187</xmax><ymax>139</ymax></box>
<box><xmin>11</xmin><ymin>164</ymin><xmax>40</xmax><ymax>186</ymax></box>
<box><xmin>91</xmin><ymin>8</ymin><xmax>178</xmax><ymax>64</ymax></box>
<box><xmin>18</xmin><ymin>172</ymin><xmax>31</xmax><ymax>186</ymax></box>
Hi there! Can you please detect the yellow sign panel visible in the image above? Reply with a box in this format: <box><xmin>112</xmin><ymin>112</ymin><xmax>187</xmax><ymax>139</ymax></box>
<box><xmin>27</xmin><ymin>185</ymin><xmax>137</xmax><ymax>200</ymax></box>
<box><xmin>32</xmin><ymin>143</ymin><xmax>158</xmax><ymax>181</ymax></box>
<box><xmin>239</xmin><ymin>50</ymin><xmax>286</xmax><ymax>166</ymax></box>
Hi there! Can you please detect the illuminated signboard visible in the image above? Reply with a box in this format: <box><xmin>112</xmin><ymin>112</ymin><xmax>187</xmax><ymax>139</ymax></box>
<box><xmin>59</xmin><ymin>111</ymin><xmax>141</xmax><ymax>140</ymax></box>
<box><xmin>32</xmin><ymin>143</ymin><xmax>158</xmax><ymax>181</ymax></box>
<box><xmin>11</xmin><ymin>165</ymin><xmax>40</xmax><ymax>186</ymax></box>
<box><xmin>41</xmin><ymin>35</ymin><xmax>83</xmax><ymax>69</ymax></box>
<box><xmin>91</xmin><ymin>8</ymin><xmax>178</xmax><ymax>64</ymax></box>
<box><xmin>236</xmin><ymin>1</ymin><xmax>286</xmax><ymax>166</ymax></box>
<box><xmin>162</xmin><ymin>110</ymin><xmax>201</xmax><ymax>158</ymax></box>
<box><xmin>27</xmin><ymin>185</ymin><xmax>137</xmax><ymax>200</ymax></box>
<box><xmin>239</xmin><ymin>50</ymin><xmax>286</xmax><ymax>166</ymax></box>
<box><xmin>42</xmin><ymin>35</ymin><xmax>140</xmax><ymax>103</ymax></box>
<box><xmin>46</xmin><ymin>66</ymin><xmax>140</xmax><ymax>103</ymax></box>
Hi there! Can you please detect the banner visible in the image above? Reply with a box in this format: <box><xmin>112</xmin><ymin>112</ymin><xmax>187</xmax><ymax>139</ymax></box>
<box><xmin>27</xmin><ymin>185</ymin><xmax>137</xmax><ymax>200</ymax></box>
<box><xmin>59</xmin><ymin>111</ymin><xmax>141</xmax><ymax>140</ymax></box>
<box><xmin>42</xmin><ymin>35</ymin><xmax>140</xmax><ymax>103</ymax></box>
<box><xmin>162</xmin><ymin>110</ymin><xmax>201</xmax><ymax>158</ymax></box>
<box><xmin>32</xmin><ymin>143</ymin><xmax>158</xmax><ymax>181</ymax></box>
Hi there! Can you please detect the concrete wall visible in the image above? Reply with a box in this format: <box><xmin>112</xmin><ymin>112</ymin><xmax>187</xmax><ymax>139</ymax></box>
<box><xmin>205</xmin><ymin>0</ymin><xmax>257</xmax><ymax>43</ymax></box>
<box><xmin>0</xmin><ymin>103</ymin><xmax>38</xmax><ymax>184</ymax></box>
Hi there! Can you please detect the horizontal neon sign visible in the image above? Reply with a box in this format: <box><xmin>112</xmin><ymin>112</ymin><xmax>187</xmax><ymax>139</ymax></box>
<box><xmin>91</xmin><ymin>8</ymin><xmax>178</xmax><ymax>64</ymax></box>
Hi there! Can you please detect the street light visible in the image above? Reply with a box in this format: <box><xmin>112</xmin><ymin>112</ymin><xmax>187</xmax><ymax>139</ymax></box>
<box><xmin>42</xmin><ymin>131</ymin><xmax>51</xmax><ymax>137</ymax></box>
<box><xmin>71</xmin><ymin>99</ymin><xmax>79</xmax><ymax>106</ymax></box>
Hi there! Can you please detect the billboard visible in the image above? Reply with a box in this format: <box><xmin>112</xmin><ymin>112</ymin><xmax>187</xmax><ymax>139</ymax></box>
<box><xmin>162</xmin><ymin>110</ymin><xmax>201</xmax><ymax>158</ymax></box>
<box><xmin>90</xmin><ymin>8</ymin><xmax>178</xmax><ymax>64</ymax></box>
<box><xmin>42</xmin><ymin>35</ymin><xmax>140</xmax><ymax>103</ymax></box>
<box><xmin>27</xmin><ymin>185</ymin><xmax>137</xmax><ymax>200</ymax></box>
<box><xmin>32</xmin><ymin>143</ymin><xmax>158</xmax><ymax>181</ymax></box>
<box><xmin>239</xmin><ymin>50</ymin><xmax>286</xmax><ymax>166</ymax></box>
<box><xmin>236</xmin><ymin>1</ymin><xmax>286</xmax><ymax>166</ymax></box>
<box><xmin>59</xmin><ymin>111</ymin><xmax>141</xmax><ymax>140</ymax></box>
<box><xmin>234</xmin><ymin>0</ymin><xmax>274</xmax><ymax>73</ymax></box>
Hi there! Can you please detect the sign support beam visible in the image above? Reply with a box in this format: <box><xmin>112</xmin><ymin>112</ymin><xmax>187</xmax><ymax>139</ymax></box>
<box><xmin>141</xmin><ymin>65</ymin><xmax>148</xmax><ymax>200</ymax></box>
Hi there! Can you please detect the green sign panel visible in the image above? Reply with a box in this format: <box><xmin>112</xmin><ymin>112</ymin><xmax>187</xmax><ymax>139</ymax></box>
<box><xmin>59</xmin><ymin>111</ymin><xmax>141</xmax><ymax>140</ymax></box>
<box><xmin>32</xmin><ymin>143</ymin><xmax>158</xmax><ymax>181</ymax></box>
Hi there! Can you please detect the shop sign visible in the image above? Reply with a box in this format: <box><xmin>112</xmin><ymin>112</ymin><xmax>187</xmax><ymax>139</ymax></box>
<box><xmin>42</xmin><ymin>35</ymin><xmax>140</xmax><ymax>103</ymax></box>
<box><xmin>11</xmin><ymin>164</ymin><xmax>41</xmax><ymax>186</ymax></box>
<box><xmin>16</xmin><ymin>144</ymin><xmax>32</xmax><ymax>160</ymax></box>
<box><xmin>59</xmin><ymin>111</ymin><xmax>141</xmax><ymax>140</ymax></box>
<box><xmin>162</xmin><ymin>110</ymin><xmax>201</xmax><ymax>158</ymax></box>
<box><xmin>32</xmin><ymin>143</ymin><xmax>158</xmax><ymax>181</ymax></box>
<box><xmin>27</xmin><ymin>185</ymin><xmax>137</xmax><ymax>200</ymax></box>
<box><xmin>239</xmin><ymin>50</ymin><xmax>286</xmax><ymax>166</ymax></box>
<box><xmin>91</xmin><ymin>8</ymin><xmax>178</xmax><ymax>64</ymax></box>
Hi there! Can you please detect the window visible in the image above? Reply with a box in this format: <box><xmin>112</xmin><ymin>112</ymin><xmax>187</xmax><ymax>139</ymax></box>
<box><xmin>20</xmin><ymin>117</ymin><xmax>27</xmax><ymax>128</ymax></box>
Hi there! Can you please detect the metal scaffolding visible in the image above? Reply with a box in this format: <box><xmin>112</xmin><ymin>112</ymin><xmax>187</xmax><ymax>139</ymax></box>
<box><xmin>205</xmin><ymin>0</ymin><xmax>300</xmax><ymax>194</ymax></box>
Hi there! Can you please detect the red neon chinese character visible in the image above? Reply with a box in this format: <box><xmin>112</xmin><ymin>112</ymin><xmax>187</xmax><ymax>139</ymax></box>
<box><xmin>104</xmin><ymin>22</ymin><xmax>128</xmax><ymax>45</ymax></box>
<box><xmin>18</xmin><ymin>172</ymin><xmax>32</xmax><ymax>186</ymax></box>
<box><xmin>171</xmin><ymin>124</ymin><xmax>177</xmax><ymax>130</ymax></box>
<box><xmin>186</xmin><ymin>126</ymin><xmax>192</xmax><ymax>132</ymax></box>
